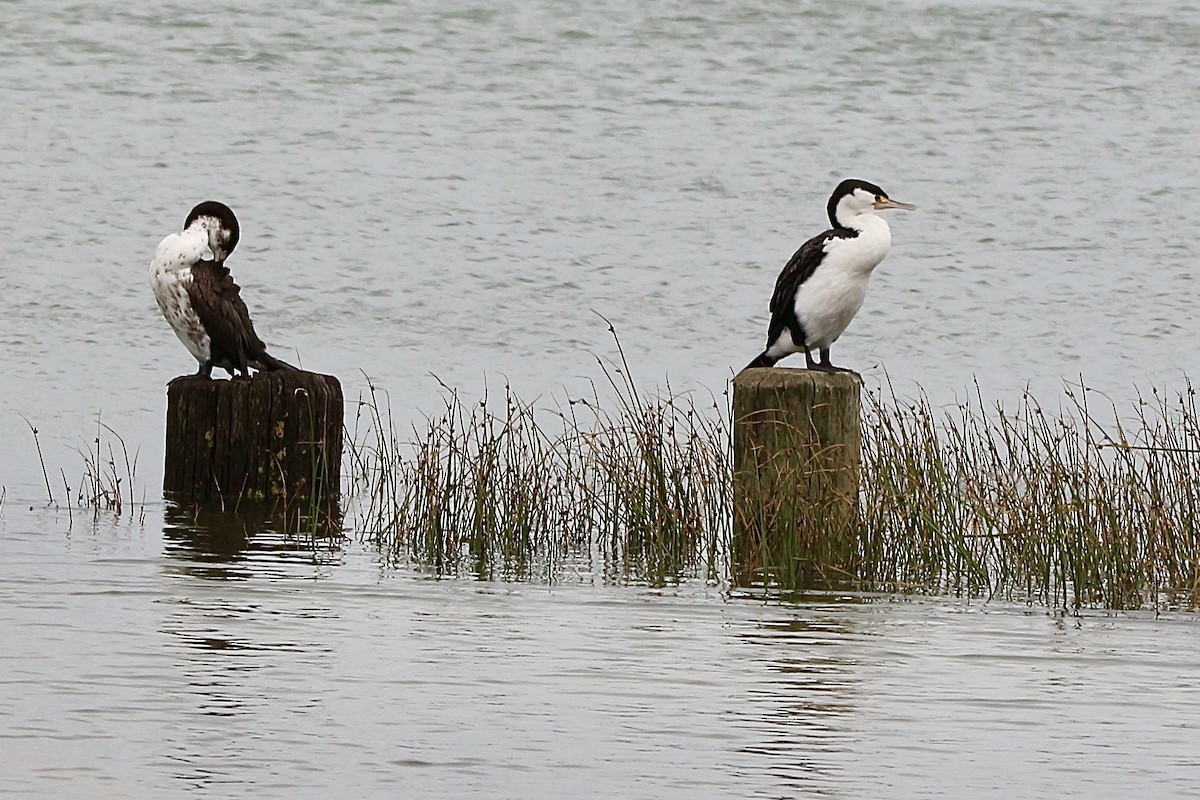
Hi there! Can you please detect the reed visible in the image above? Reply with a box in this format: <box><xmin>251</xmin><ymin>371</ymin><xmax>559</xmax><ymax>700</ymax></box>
<box><xmin>72</xmin><ymin>416</ymin><xmax>139</xmax><ymax>518</ymax></box>
<box><xmin>22</xmin><ymin>414</ymin><xmax>140</xmax><ymax>521</ymax></box>
<box><xmin>22</xmin><ymin>417</ymin><xmax>54</xmax><ymax>505</ymax></box>
<box><xmin>347</xmin><ymin>356</ymin><xmax>1200</xmax><ymax>610</ymax></box>
<box><xmin>347</xmin><ymin>331</ymin><xmax>730</xmax><ymax>584</ymax></box>
<box><xmin>859</xmin><ymin>379</ymin><xmax>1200</xmax><ymax>610</ymax></box>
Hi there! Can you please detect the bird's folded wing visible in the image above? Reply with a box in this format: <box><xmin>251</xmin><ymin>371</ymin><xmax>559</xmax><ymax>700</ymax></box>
<box><xmin>186</xmin><ymin>261</ymin><xmax>267</xmax><ymax>365</ymax></box>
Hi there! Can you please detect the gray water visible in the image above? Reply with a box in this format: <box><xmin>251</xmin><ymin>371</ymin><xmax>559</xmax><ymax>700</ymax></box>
<box><xmin>3</xmin><ymin>0</ymin><xmax>1200</xmax><ymax>796</ymax></box>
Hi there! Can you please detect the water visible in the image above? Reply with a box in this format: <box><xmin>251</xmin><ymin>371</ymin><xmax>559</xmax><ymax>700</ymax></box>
<box><xmin>4</xmin><ymin>511</ymin><xmax>1200</xmax><ymax>798</ymax></box>
<box><xmin>3</xmin><ymin>0</ymin><xmax>1200</xmax><ymax>795</ymax></box>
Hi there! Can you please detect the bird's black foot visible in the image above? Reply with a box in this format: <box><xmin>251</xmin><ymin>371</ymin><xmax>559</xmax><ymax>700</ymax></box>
<box><xmin>168</xmin><ymin>371</ymin><xmax>212</xmax><ymax>386</ymax></box>
<box><xmin>168</xmin><ymin>362</ymin><xmax>214</xmax><ymax>385</ymax></box>
<box><xmin>816</xmin><ymin>363</ymin><xmax>862</xmax><ymax>380</ymax></box>
<box><xmin>805</xmin><ymin>348</ymin><xmax>858</xmax><ymax>376</ymax></box>
<box><xmin>804</xmin><ymin>348</ymin><xmax>837</xmax><ymax>372</ymax></box>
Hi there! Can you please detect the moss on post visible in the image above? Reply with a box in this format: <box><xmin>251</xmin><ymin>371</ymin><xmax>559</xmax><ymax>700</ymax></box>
<box><xmin>164</xmin><ymin>371</ymin><xmax>342</xmax><ymax>513</ymax></box>
<box><xmin>732</xmin><ymin>368</ymin><xmax>862</xmax><ymax>587</ymax></box>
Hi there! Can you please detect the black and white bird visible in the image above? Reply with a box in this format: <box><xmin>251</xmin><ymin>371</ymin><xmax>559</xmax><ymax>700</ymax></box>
<box><xmin>150</xmin><ymin>201</ymin><xmax>296</xmax><ymax>381</ymax></box>
<box><xmin>745</xmin><ymin>179</ymin><xmax>915</xmax><ymax>372</ymax></box>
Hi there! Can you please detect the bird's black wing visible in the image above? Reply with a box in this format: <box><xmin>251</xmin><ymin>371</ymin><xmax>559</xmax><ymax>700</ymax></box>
<box><xmin>186</xmin><ymin>260</ymin><xmax>269</xmax><ymax>375</ymax></box>
<box><xmin>764</xmin><ymin>228</ymin><xmax>855</xmax><ymax>347</ymax></box>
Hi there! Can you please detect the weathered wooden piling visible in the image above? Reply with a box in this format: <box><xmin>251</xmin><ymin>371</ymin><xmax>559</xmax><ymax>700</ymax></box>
<box><xmin>732</xmin><ymin>368</ymin><xmax>862</xmax><ymax>584</ymax></box>
<box><xmin>164</xmin><ymin>371</ymin><xmax>342</xmax><ymax>509</ymax></box>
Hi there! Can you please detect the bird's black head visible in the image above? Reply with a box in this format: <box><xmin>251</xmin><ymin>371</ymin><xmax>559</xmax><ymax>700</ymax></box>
<box><xmin>826</xmin><ymin>179</ymin><xmax>887</xmax><ymax>227</ymax></box>
<box><xmin>184</xmin><ymin>200</ymin><xmax>241</xmax><ymax>257</ymax></box>
<box><xmin>826</xmin><ymin>179</ymin><xmax>914</xmax><ymax>228</ymax></box>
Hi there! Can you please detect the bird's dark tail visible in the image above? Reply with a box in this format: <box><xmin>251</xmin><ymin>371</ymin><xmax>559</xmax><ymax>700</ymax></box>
<box><xmin>258</xmin><ymin>352</ymin><xmax>298</xmax><ymax>372</ymax></box>
<box><xmin>743</xmin><ymin>352</ymin><xmax>776</xmax><ymax>371</ymax></box>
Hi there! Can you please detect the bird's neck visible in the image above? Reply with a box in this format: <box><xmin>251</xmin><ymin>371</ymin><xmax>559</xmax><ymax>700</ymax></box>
<box><xmin>836</xmin><ymin>210</ymin><xmax>887</xmax><ymax>235</ymax></box>
<box><xmin>837</xmin><ymin>214</ymin><xmax>893</xmax><ymax>275</ymax></box>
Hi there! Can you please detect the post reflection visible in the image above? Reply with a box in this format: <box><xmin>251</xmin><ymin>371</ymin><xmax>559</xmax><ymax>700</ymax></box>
<box><xmin>157</xmin><ymin>500</ymin><xmax>342</xmax><ymax>788</ymax></box>
<box><xmin>160</xmin><ymin>497</ymin><xmax>344</xmax><ymax>581</ymax></box>
<box><xmin>732</xmin><ymin>614</ymin><xmax>860</xmax><ymax>796</ymax></box>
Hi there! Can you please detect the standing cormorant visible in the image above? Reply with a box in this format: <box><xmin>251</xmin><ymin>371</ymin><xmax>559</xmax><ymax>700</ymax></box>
<box><xmin>745</xmin><ymin>179</ymin><xmax>915</xmax><ymax>371</ymax></box>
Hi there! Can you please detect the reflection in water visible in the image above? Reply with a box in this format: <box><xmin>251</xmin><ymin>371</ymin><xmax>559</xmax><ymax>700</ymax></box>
<box><xmin>161</xmin><ymin>499</ymin><xmax>344</xmax><ymax>581</ymax></box>
<box><xmin>158</xmin><ymin>500</ymin><xmax>342</xmax><ymax>788</ymax></box>
<box><xmin>159</xmin><ymin>594</ymin><xmax>339</xmax><ymax>787</ymax></box>
<box><xmin>732</xmin><ymin>615</ymin><xmax>859</xmax><ymax>797</ymax></box>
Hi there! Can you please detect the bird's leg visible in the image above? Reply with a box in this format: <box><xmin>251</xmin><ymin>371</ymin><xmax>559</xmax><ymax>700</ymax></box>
<box><xmin>818</xmin><ymin>348</ymin><xmax>860</xmax><ymax>377</ymax></box>
<box><xmin>235</xmin><ymin>346</ymin><xmax>251</xmax><ymax>380</ymax></box>
<box><xmin>805</xmin><ymin>347</ymin><xmax>837</xmax><ymax>372</ymax></box>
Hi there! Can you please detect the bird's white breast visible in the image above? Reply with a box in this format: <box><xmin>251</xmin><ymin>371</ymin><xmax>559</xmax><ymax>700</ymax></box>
<box><xmin>794</xmin><ymin>216</ymin><xmax>892</xmax><ymax>349</ymax></box>
<box><xmin>149</xmin><ymin>230</ymin><xmax>213</xmax><ymax>363</ymax></box>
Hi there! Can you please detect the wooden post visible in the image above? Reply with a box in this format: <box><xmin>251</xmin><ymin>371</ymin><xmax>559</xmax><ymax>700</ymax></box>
<box><xmin>164</xmin><ymin>371</ymin><xmax>342</xmax><ymax>512</ymax></box>
<box><xmin>732</xmin><ymin>368</ymin><xmax>862</xmax><ymax>586</ymax></box>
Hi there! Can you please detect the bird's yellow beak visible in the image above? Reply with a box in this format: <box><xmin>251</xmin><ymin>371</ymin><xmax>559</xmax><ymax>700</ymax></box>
<box><xmin>875</xmin><ymin>197</ymin><xmax>916</xmax><ymax>211</ymax></box>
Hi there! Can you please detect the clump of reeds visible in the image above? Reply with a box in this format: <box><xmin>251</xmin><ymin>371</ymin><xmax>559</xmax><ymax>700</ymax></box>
<box><xmin>347</xmin><ymin>328</ymin><xmax>729</xmax><ymax>584</ymax></box>
<box><xmin>74</xmin><ymin>416</ymin><xmax>139</xmax><ymax>516</ymax></box>
<box><xmin>25</xmin><ymin>414</ymin><xmax>141</xmax><ymax>523</ymax></box>
<box><xmin>860</xmin><ymin>379</ymin><xmax>1200</xmax><ymax>610</ymax></box>
<box><xmin>347</xmin><ymin>351</ymin><xmax>1200</xmax><ymax>609</ymax></box>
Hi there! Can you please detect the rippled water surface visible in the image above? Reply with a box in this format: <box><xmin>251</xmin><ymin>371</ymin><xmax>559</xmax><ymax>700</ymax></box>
<box><xmin>4</xmin><ymin>510</ymin><xmax>1200</xmax><ymax>798</ymax></box>
<box><xmin>3</xmin><ymin>0</ymin><xmax>1200</xmax><ymax>796</ymax></box>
